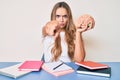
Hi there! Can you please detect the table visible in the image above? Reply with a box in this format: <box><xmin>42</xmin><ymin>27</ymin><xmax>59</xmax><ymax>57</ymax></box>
<box><xmin>0</xmin><ymin>62</ymin><xmax>120</xmax><ymax>80</ymax></box>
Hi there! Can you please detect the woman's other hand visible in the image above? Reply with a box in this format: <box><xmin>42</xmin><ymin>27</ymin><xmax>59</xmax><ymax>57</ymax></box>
<box><xmin>75</xmin><ymin>14</ymin><xmax>95</xmax><ymax>32</ymax></box>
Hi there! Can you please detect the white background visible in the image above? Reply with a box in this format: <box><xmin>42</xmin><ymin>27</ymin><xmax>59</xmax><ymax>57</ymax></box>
<box><xmin>0</xmin><ymin>0</ymin><xmax>120</xmax><ymax>62</ymax></box>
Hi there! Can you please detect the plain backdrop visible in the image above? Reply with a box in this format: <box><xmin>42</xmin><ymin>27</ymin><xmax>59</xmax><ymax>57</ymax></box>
<box><xmin>0</xmin><ymin>0</ymin><xmax>120</xmax><ymax>62</ymax></box>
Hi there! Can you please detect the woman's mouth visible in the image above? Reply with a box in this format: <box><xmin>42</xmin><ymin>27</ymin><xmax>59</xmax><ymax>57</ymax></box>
<box><xmin>60</xmin><ymin>23</ymin><xmax>65</xmax><ymax>27</ymax></box>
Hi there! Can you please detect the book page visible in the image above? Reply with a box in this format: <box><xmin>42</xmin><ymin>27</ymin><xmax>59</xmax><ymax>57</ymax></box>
<box><xmin>43</xmin><ymin>61</ymin><xmax>73</xmax><ymax>72</ymax></box>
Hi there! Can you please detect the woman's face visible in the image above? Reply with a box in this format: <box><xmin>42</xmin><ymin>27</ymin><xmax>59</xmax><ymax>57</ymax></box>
<box><xmin>55</xmin><ymin>7</ymin><xmax>68</xmax><ymax>29</ymax></box>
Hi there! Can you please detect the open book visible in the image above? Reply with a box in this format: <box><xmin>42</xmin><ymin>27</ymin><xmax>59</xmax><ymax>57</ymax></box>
<box><xmin>0</xmin><ymin>63</ymin><xmax>31</xmax><ymax>78</ymax></box>
<box><xmin>42</xmin><ymin>61</ymin><xmax>74</xmax><ymax>76</ymax></box>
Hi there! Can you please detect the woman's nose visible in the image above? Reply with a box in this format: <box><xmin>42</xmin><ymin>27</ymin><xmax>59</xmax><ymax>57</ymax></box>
<box><xmin>60</xmin><ymin>17</ymin><xmax>64</xmax><ymax>22</ymax></box>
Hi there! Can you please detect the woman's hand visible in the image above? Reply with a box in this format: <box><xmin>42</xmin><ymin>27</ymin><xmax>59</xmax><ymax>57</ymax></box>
<box><xmin>43</xmin><ymin>20</ymin><xmax>60</xmax><ymax>40</ymax></box>
<box><xmin>45</xmin><ymin>22</ymin><xmax>58</xmax><ymax>36</ymax></box>
<box><xmin>75</xmin><ymin>14</ymin><xmax>95</xmax><ymax>33</ymax></box>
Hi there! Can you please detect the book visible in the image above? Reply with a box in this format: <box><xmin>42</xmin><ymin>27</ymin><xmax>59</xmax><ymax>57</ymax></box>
<box><xmin>42</xmin><ymin>61</ymin><xmax>74</xmax><ymax>76</ymax></box>
<box><xmin>76</xmin><ymin>66</ymin><xmax>111</xmax><ymax>77</ymax></box>
<box><xmin>75</xmin><ymin>61</ymin><xmax>109</xmax><ymax>70</ymax></box>
<box><xmin>18</xmin><ymin>60</ymin><xmax>43</xmax><ymax>71</ymax></box>
<box><xmin>0</xmin><ymin>63</ymin><xmax>31</xmax><ymax>78</ymax></box>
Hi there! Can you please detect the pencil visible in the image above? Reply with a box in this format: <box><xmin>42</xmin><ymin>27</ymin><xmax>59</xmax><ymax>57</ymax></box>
<box><xmin>53</xmin><ymin>62</ymin><xmax>64</xmax><ymax>70</ymax></box>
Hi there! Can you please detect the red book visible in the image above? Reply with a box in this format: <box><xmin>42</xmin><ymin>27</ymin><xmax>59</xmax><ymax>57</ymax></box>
<box><xmin>18</xmin><ymin>60</ymin><xmax>43</xmax><ymax>71</ymax></box>
<box><xmin>75</xmin><ymin>61</ymin><xmax>109</xmax><ymax>70</ymax></box>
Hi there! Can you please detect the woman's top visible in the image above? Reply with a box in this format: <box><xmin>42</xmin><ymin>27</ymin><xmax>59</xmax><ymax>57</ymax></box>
<box><xmin>43</xmin><ymin>32</ymin><xmax>71</xmax><ymax>62</ymax></box>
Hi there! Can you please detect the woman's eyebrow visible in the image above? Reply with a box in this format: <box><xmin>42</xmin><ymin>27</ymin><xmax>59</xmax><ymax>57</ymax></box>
<box><xmin>56</xmin><ymin>14</ymin><xmax>68</xmax><ymax>17</ymax></box>
<box><xmin>56</xmin><ymin>15</ymin><xmax>60</xmax><ymax>17</ymax></box>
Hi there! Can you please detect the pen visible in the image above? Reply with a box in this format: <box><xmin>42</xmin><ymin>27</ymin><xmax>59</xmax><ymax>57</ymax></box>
<box><xmin>53</xmin><ymin>62</ymin><xmax>64</xmax><ymax>70</ymax></box>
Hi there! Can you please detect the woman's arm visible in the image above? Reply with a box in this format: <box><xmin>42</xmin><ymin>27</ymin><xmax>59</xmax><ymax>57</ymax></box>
<box><xmin>74</xmin><ymin>14</ymin><xmax>95</xmax><ymax>62</ymax></box>
<box><xmin>42</xmin><ymin>26</ymin><xmax>47</xmax><ymax>37</ymax></box>
<box><xmin>74</xmin><ymin>31</ymin><xmax>85</xmax><ymax>62</ymax></box>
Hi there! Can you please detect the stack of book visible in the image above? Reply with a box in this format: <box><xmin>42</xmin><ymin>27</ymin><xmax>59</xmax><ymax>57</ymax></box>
<box><xmin>42</xmin><ymin>61</ymin><xmax>74</xmax><ymax>77</ymax></box>
<box><xmin>0</xmin><ymin>60</ymin><xmax>43</xmax><ymax>78</ymax></box>
<box><xmin>75</xmin><ymin>61</ymin><xmax>111</xmax><ymax>77</ymax></box>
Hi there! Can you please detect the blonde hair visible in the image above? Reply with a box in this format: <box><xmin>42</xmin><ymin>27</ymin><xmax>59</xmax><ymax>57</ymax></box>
<box><xmin>50</xmin><ymin>2</ymin><xmax>76</xmax><ymax>61</ymax></box>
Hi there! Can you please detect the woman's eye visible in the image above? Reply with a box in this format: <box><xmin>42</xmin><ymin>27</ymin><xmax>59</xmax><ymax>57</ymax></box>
<box><xmin>56</xmin><ymin>15</ymin><xmax>60</xmax><ymax>18</ymax></box>
<box><xmin>63</xmin><ymin>15</ymin><xmax>68</xmax><ymax>18</ymax></box>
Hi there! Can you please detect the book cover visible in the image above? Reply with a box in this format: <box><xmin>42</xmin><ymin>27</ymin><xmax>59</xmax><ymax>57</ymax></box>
<box><xmin>75</xmin><ymin>61</ymin><xmax>109</xmax><ymax>70</ymax></box>
<box><xmin>76</xmin><ymin>66</ymin><xmax>111</xmax><ymax>77</ymax></box>
<box><xmin>18</xmin><ymin>60</ymin><xmax>43</xmax><ymax>71</ymax></box>
<box><xmin>42</xmin><ymin>61</ymin><xmax>74</xmax><ymax>76</ymax></box>
<box><xmin>0</xmin><ymin>63</ymin><xmax>31</xmax><ymax>78</ymax></box>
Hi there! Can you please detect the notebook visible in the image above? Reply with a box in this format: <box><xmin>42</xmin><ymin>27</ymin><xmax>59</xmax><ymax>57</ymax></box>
<box><xmin>76</xmin><ymin>66</ymin><xmax>111</xmax><ymax>77</ymax></box>
<box><xmin>0</xmin><ymin>63</ymin><xmax>31</xmax><ymax>78</ymax></box>
<box><xmin>18</xmin><ymin>60</ymin><xmax>43</xmax><ymax>71</ymax></box>
<box><xmin>42</xmin><ymin>61</ymin><xmax>74</xmax><ymax>76</ymax></box>
<box><xmin>75</xmin><ymin>61</ymin><xmax>109</xmax><ymax>70</ymax></box>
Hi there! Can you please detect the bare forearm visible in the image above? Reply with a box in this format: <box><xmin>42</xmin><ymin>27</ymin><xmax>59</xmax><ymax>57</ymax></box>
<box><xmin>42</xmin><ymin>26</ymin><xmax>47</xmax><ymax>37</ymax></box>
<box><xmin>74</xmin><ymin>31</ymin><xmax>85</xmax><ymax>62</ymax></box>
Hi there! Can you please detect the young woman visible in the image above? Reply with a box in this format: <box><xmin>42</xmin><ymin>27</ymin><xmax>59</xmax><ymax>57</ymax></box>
<box><xmin>42</xmin><ymin>2</ymin><xmax>95</xmax><ymax>62</ymax></box>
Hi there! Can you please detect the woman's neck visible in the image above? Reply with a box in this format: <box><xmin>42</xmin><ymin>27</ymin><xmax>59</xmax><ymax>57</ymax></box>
<box><xmin>60</xmin><ymin>28</ymin><xmax>65</xmax><ymax>32</ymax></box>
